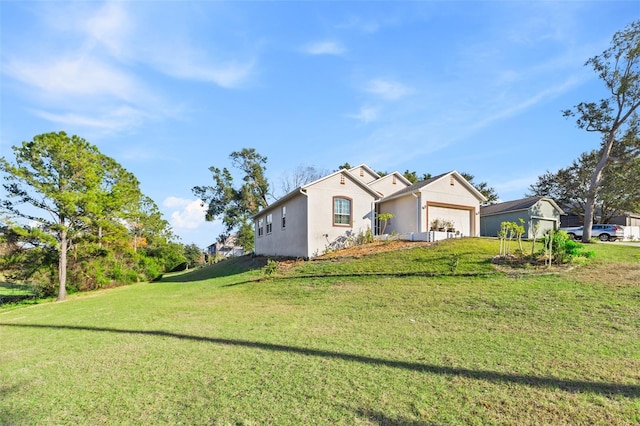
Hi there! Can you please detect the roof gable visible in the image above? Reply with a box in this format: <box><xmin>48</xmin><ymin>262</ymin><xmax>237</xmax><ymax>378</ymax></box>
<box><xmin>348</xmin><ymin>164</ymin><xmax>380</xmax><ymax>184</ymax></box>
<box><xmin>381</xmin><ymin>171</ymin><xmax>487</xmax><ymax>202</ymax></box>
<box><xmin>254</xmin><ymin>168</ymin><xmax>382</xmax><ymax>217</ymax></box>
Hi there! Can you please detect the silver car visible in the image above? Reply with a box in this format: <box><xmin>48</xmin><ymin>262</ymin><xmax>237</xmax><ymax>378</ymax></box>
<box><xmin>560</xmin><ymin>224</ymin><xmax>625</xmax><ymax>241</ymax></box>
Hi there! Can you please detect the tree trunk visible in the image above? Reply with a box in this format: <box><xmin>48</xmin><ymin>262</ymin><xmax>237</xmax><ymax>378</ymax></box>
<box><xmin>57</xmin><ymin>229</ymin><xmax>68</xmax><ymax>301</ymax></box>
<box><xmin>582</xmin><ymin>138</ymin><xmax>615</xmax><ymax>242</ymax></box>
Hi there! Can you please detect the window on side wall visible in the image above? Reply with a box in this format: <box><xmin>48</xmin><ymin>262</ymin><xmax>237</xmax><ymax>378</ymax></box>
<box><xmin>266</xmin><ymin>213</ymin><xmax>273</xmax><ymax>234</ymax></box>
<box><xmin>333</xmin><ymin>197</ymin><xmax>352</xmax><ymax>226</ymax></box>
<box><xmin>282</xmin><ymin>206</ymin><xmax>286</xmax><ymax>229</ymax></box>
<box><xmin>258</xmin><ymin>218</ymin><xmax>264</xmax><ymax>237</ymax></box>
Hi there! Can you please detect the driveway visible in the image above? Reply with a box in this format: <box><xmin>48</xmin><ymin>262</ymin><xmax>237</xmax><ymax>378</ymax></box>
<box><xmin>612</xmin><ymin>241</ymin><xmax>640</xmax><ymax>247</ymax></box>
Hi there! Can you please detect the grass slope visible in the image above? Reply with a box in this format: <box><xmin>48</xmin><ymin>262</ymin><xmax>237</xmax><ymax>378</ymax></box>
<box><xmin>1</xmin><ymin>239</ymin><xmax>639</xmax><ymax>425</ymax></box>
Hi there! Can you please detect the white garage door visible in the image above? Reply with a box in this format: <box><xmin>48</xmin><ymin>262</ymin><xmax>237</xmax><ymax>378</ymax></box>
<box><xmin>428</xmin><ymin>205</ymin><xmax>473</xmax><ymax>237</ymax></box>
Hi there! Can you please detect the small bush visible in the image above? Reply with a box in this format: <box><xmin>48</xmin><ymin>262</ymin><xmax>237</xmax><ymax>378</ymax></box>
<box><xmin>263</xmin><ymin>259</ymin><xmax>279</xmax><ymax>276</ymax></box>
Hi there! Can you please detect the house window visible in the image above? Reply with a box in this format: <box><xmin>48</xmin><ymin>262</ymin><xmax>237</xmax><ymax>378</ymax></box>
<box><xmin>333</xmin><ymin>197</ymin><xmax>352</xmax><ymax>226</ymax></box>
<box><xmin>340</xmin><ymin>175</ymin><xmax>345</xmax><ymax>185</ymax></box>
<box><xmin>266</xmin><ymin>213</ymin><xmax>273</xmax><ymax>234</ymax></box>
<box><xmin>258</xmin><ymin>218</ymin><xmax>264</xmax><ymax>237</ymax></box>
<box><xmin>281</xmin><ymin>206</ymin><xmax>286</xmax><ymax>229</ymax></box>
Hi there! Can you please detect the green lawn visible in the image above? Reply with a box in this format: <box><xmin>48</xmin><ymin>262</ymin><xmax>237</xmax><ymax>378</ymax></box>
<box><xmin>1</xmin><ymin>239</ymin><xmax>639</xmax><ymax>425</ymax></box>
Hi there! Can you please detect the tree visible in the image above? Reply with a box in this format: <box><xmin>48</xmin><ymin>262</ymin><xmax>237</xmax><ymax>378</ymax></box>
<box><xmin>528</xmin><ymin>149</ymin><xmax>640</xmax><ymax>223</ymax></box>
<box><xmin>459</xmin><ymin>172</ymin><xmax>499</xmax><ymax>205</ymax></box>
<box><xmin>0</xmin><ymin>132</ymin><xmax>142</xmax><ymax>300</ymax></box>
<box><xmin>563</xmin><ymin>20</ymin><xmax>640</xmax><ymax>242</ymax></box>
<box><xmin>280</xmin><ymin>165</ymin><xmax>329</xmax><ymax>195</ymax></box>
<box><xmin>193</xmin><ymin>148</ymin><xmax>270</xmax><ymax>252</ymax></box>
<box><xmin>402</xmin><ymin>170</ymin><xmax>432</xmax><ymax>184</ymax></box>
<box><xmin>183</xmin><ymin>243</ymin><xmax>204</xmax><ymax>268</ymax></box>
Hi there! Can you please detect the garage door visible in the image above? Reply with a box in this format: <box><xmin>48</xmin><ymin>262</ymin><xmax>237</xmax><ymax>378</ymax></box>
<box><xmin>428</xmin><ymin>205</ymin><xmax>473</xmax><ymax>237</ymax></box>
<box><xmin>531</xmin><ymin>218</ymin><xmax>555</xmax><ymax>238</ymax></box>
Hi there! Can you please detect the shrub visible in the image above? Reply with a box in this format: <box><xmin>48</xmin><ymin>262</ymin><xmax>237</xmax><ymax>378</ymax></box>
<box><xmin>263</xmin><ymin>259</ymin><xmax>278</xmax><ymax>276</ymax></box>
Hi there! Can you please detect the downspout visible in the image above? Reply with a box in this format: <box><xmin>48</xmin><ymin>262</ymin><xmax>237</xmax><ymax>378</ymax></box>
<box><xmin>411</xmin><ymin>192</ymin><xmax>420</xmax><ymax>234</ymax></box>
<box><xmin>371</xmin><ymin>201</ymin><xmax>376</xmax><ymax>236</ymax></box>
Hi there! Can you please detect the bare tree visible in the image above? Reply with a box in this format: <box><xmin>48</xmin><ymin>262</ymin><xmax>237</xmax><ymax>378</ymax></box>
<box><xmin>280</xmin><ymin>165</ymin><xmax>329</xmax><ymax>195</ymax></box>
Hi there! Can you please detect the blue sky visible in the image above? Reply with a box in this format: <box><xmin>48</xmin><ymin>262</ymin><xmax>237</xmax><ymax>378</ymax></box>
<box><xmin>1</xmin><ymin>1</ymin><xmax>638</xmax><ymax>248</ymax></box>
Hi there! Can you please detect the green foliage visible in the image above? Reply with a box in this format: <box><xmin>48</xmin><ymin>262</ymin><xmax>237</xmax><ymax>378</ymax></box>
<box><xmin>263</xmin><ymin>258</ymin><xmax>279</xmax><ymax>276</ymax></box>
<box><xmin>183</xmin><ymin>244</ymin><xmax>204</xmax><ymax>268</ymax></box>
<box><xmin>0</xmin><ymin>132</ymin><xmax>180</xmax><ymax>298</ymax></box>
<box><xmin>356</xmin><ymin>227</ymin><xmax>374</xmax><ymax>245</ymax></box>
<box><xmin>541</xmin><ymin>230</ymin><xmax>595</xmax><ymax>266</ymax></box>
<box><xmin>498</xmin><ymin>220</ymin><xmax>525</xmax><ymax>256</ymax></box>
<box><xmin>376</xmin><ymin>213</ymin><xmax>394</xmax><ymax>235</ymax></box>
<box><xmin>529</xmin><ymin>149</ymin><xmax>640</xmax><ymax>223</ymax></box>
<box><xmin>562</xmin><ymin>20</ymin><xmax>640</xmax><ymax>241</ymax></box>
<box><xmin>448</xmin><ymin>253</ymin><xmax>460</xmax><ymax>273</ymax></box>
<box><xmin>193</xmin><ymin>148</ymin><xmax>269</xmax><ymax>252</ymax></box>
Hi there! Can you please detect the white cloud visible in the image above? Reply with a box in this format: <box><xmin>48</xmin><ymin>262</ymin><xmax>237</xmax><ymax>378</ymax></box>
<box><xmin>32</xmin><ymin>105</ymin><xmax>148</xmax><ymax>131</ymax></box>
<box><xmin>83</xmin><ymin>1</ymin><xmax>132</xmax><ymax>59</ymax></box>
<box><xmin>365</xmin><ymin>79</ymin><xmax>413</xmax><ymax>100</ymax></box>
<box><xmin>163</xmin><ymin>197</ymin><xmax>208</xmax><ymax>230</ymax></box>
<box><xmin>1</xmin><ymin>1</ymin><xmax>256</xmax><ymax>135</ymax></box>
<box><xmin>148</xmin><ymin>51</ymin><xmax>255</xmax><ymax>89</ymax></box>
<box><xmin>4</xmin><ymin>56</ymin><xmax>140</xmax><ymax>102</ymax></box>
<box><xmin>302</xmin><ymin>40</ymin><xmax>346</xmax><ymax>56</ymax></box>
<box><xmin>348</xmin><ymin>106</ymin><xmax>379</xmax><ymax>123</ymax></box>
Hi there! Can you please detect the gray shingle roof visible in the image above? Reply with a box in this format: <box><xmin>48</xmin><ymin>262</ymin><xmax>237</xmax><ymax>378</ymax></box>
<box><xmin>480</xmin><ymin>196</ymin><xmax>545</xmax><ymax>216</ymax></box>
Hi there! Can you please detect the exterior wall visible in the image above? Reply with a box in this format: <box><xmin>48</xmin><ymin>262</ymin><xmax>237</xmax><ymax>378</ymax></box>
<box><xmin>254</xmin><ymin>193</ymin><xmax>308</xmax><ymax>258</ymax></box>
<box><xmin>305</xmin><ymin>173</ymin><xmax>376</xmax><ymax>258</ymax></box>
<box><xmin>623</xmin><ymin>226</ymin><xmax>640</xmax><ymax>240</ymax></box>
<box><xmin>481</xmin><ymin>211</ymin><xmax>530</xmax><ymax>237</ymax></box>
<box><xmin>611</xmin><ymin>214</ymin><xmax>640</xmax><ymax>227</ymax></box>
<box><xmin>378</xmin><ymin>194</ymin><xmax>420</xmax><ymax>235</ymax></box>
<box><xmin>480</xmin><ymin>200</ymin><xmax>562</xmax><ymax>238</ymax></box>
<box><xmin>422</xmin><ymin>174</ymin><xmax>481</xmax><ymax>236</ymax></box>
<box><xmin>368</xmin><ymin>173</ymin><xmax>410</xmax><ymax>198</ymax></box>
<box><xmin>530</xmin><ymin>199</ymin><xmax>562</xmax><ymax>238</ymax></box>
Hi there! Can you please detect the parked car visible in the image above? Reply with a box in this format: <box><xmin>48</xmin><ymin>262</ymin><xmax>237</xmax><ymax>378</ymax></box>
<box><xmin>560</xmin><ymin>224</ymin><xmax>625</xmax><ymax>241</ymax></box>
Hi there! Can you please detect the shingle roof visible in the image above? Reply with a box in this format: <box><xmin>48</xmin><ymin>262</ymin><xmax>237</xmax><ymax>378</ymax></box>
<box><xmin>480</xmin><ymin>196</ymin><xmax>546</xmax><ymax>216</ymax></box>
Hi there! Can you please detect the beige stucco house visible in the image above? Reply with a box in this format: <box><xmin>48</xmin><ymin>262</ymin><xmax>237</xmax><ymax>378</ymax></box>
<box><xmin>253</xmin><ymin>165</ymin><xmax>486</xmax><ymax>259</ymax></box>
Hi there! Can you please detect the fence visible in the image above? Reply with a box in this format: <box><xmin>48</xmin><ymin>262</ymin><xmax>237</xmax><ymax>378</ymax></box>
<box><xmin>623</xmin><ymin>226</ymin><xmax>640</xmax><ymax>241</ymax></box>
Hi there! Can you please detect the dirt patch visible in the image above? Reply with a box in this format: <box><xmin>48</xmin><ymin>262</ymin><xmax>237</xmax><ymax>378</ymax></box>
<box><xmin>490</xmin><ymin>255</ymin><xmax>577</xmax><ymax>276</ymax></box>
<box><xmin>317</xmin><ymin>240</ymin><xmax>434</xmax><ymax>259</ymax></box>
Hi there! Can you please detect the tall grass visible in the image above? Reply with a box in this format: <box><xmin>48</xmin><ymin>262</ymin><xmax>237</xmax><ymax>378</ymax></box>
<box><xmin>1</xmin><ymin>238</ymin><xmax>639</xmax><ymax>425</ymax></box>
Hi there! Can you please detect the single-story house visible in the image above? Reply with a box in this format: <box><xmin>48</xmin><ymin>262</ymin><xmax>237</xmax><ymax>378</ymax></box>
<box><xmin>253</xmin><ymin>165</ymin><xmax>486</xmax><ymax>259</ymax></box>
<box><xmin>480</xmin><ymin>196</ymin><xmax>565</xmax><ymax>239</ymax></box>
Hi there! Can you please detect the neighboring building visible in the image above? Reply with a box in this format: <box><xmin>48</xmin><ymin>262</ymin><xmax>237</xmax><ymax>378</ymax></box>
<box><xmin>206</xmin><ymin>234</ymin><xmax>244</xmax><ymax>259</ymax></box>
<box><xmin>561</xmin><ymin>211</ymin><xmax>640</xmax><ymax>228</ymax></box>
<box><xmin>480</xmin><ymin>196</ymin><xmax>565</xmax><ymax>239</ymax></box>
<box><xmin>253</xmin><ymin>165</ymin><xmax>486</xmax><ymax>259</ymax></box>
